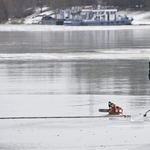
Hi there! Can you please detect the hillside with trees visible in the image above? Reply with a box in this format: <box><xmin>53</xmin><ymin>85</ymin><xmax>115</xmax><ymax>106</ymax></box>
<box><xmin>0</xmin><ymin>0</ymin><xmax>150</xmax><ymax>23</ymax></box>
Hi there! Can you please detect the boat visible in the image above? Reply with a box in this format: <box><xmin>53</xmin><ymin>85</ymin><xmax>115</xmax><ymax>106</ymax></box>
<box><xmin>41</xmin><ymin>9</ymin><xmax>71</xmax><ymax>25</ymax></box>
<box><xmin>64</xmin><ymin>6</ymin><xmax>133</xmax><ymax>26</ymax></box>
<box><xmin>41</xmin><ymin>15</ymin><xmax>65</xmax><ymax>25</ymax></box>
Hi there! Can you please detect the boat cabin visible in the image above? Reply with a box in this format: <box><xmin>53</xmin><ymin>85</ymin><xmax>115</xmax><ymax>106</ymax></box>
<box><xmin>81</xmin><ymin>9</ymin><xmax>118</xmax><ymax>22</ymax></box>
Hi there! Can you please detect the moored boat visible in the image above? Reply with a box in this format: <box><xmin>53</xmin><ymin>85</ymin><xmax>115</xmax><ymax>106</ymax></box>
<box><xmin>64</xmin><ymin>6</ymin><xmax>133</xmax><ymax>26</ymax></box>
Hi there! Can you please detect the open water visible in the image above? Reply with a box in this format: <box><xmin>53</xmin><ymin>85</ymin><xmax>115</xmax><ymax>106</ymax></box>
<box><xmin>0</xmin><ymin>25</ymin><xmax>150</xmax><ymax>116</ymax></box>
<box><xmin>0</xmin><ymin>25</ymin><xmax>150</xmax><ymax>150</ymax></box>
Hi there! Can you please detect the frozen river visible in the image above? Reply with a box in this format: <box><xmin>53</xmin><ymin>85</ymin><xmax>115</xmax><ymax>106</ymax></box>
<box><xmin>0</xmin><ymin>25</ymin><xmax>150</xmax><ymax>150</ymax></box>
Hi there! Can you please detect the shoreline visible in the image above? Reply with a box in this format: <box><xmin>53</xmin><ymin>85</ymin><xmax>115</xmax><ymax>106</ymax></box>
<box><xmin>0</xmin><ymin>24</ymin><xmax>150</xmax><ymax>32</ymax></box>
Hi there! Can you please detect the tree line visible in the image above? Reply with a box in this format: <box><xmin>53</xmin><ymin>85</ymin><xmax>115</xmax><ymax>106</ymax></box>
<box><xmin>0</xmin><ymin>0</ymin><xmax>150</xmax><ymax>23</ymax></box>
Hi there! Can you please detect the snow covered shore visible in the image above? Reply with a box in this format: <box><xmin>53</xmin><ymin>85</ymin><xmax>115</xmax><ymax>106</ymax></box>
<box><xmin>5</xmin><ymin>9</ymin><xmax>150</xmax><ymax>25</ymax></box>
<box><xmin>24</xmin><ymin>10</ymin><xmax>150</xmax><ymax>25</ymax></box>
<box><xmin>123</xmin><ymin>10</ymin><xmax>150</xmax><ymax>25</ymax></box>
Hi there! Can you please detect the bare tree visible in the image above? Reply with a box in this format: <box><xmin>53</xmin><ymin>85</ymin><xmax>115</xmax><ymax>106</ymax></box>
<box><xmin>0</xmin><ymin>0</ymin><xmax>8</xmax><ymax>23</ymax></box>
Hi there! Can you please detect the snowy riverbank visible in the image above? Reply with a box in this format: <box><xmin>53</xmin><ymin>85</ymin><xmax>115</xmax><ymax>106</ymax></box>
<box><xmin>4</xmin><ymin>7</ymin><xmax>150</xmax><ymax>25</ymax></box>
<box><xmin>123</xmin><ymin>10</ymin><xmax>150</xmax><ymax>25</ymax></box>
<box><xmin>24</xmin><ymin>10</ymin><xmax>150</xmax><ymax>25</ymax></box>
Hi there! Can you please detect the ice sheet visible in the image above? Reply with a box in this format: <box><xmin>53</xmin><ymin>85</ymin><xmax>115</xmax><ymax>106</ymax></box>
<box><xmin>0</xmin><ymin>25</ymin><xmax>150</xmax><ymax>32</ymax></box>
<box><xmin>0</xmin><ymin>52</ymin><xmax>150</xmax><ymax>61</ymax></box>
<box><xmin>1</xmin><ymin>117</ymin><xmax>150</xmax><ymax>150</ymax></box>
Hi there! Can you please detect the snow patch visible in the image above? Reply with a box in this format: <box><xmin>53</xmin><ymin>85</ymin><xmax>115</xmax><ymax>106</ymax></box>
<box><xmin>123</xmin><ymin>10</ymin><xmax>150</xmax><ymax>25</ymax></box>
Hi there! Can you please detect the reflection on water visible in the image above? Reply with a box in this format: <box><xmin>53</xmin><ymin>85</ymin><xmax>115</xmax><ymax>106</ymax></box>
<box><xmin>0</xmin><ymin>28</ymin><xmax>150</xmax><ymax>53</ymax></box>
<box><xmin>0</xmin><ymin>27</ymin><xmax>150</xmax><ymax>118</ymax></box>
<box><xmin>0</xmin><ymin>59</ymin><xmax>149</xmax><ymax>96</ymax></box>
<box><xmin>1</xmin><ymin>27</ymin><xmax>150</xmax><ymax>150</ymax></box>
